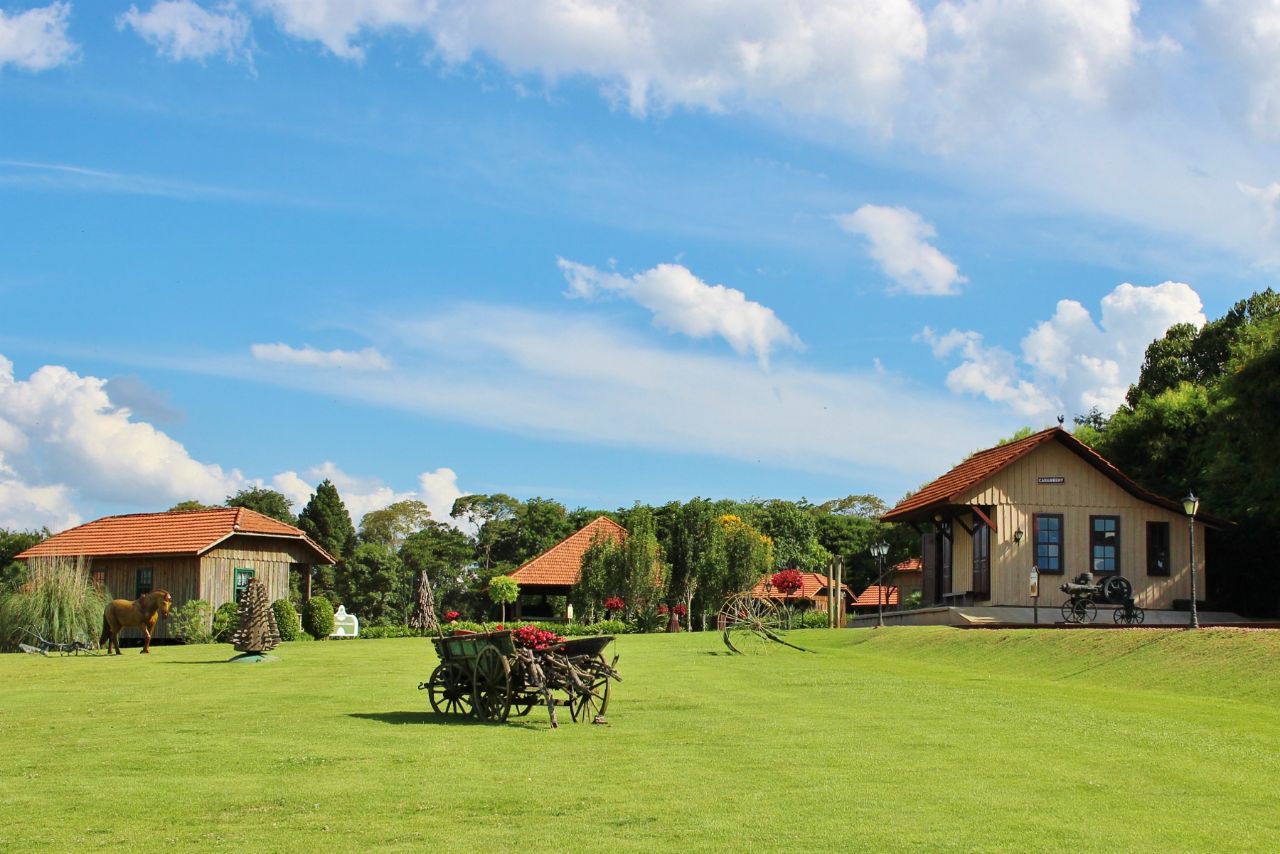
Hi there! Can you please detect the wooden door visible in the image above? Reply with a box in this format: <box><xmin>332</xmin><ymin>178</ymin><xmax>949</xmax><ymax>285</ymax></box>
<box><xmin>921</xmin><ymin>532</ymin><xmax>937</xmax><ymax>607</ymax></box>
<box><xmin>973</xmin><ymin>515</ymin><xmax>991</xmax><ymax>601</ymax></box>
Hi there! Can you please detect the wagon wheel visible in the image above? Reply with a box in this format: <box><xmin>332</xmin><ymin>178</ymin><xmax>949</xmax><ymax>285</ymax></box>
<box><xmin>719</xmin><ymin>593</ymin><xmax>785</xmax><ymax>654</ymax></box>
<box><xmin>1075</xmin><ymin>600</ymin><xmax>1097</xmax><ymax>624</ymax></box>
<box><xmin>1132</xmin><ymin>605</ymin><xmax>1145</xmax><ymax>624</ymax></box>
<box><xmin>510</xmin><ymin>693</ymin><xmax>537</xmax><ymax>717</ymax></box>
<box><xmin>569</xmin><ymin>655</ymin><xmax>611</xmax><ymax>723</ymax></box>
<box><xmin>427</xmin><ymin>662</ymin><xmax>473</xmax><ymax>717</ymax></box>
<box><xmin>1060</xmin><ymin>600</ymin><xmax>1079</xmax><ymax>623</ymax></box>
<box><xmin>471</xmin><ymin>646</ymin><xmax>512</xmax><ymax>723</ymax></box>
<box><xmin>1101</xmin><ymin>575</ymin><xmax>1132</xmax><ymax>604</ymax></box>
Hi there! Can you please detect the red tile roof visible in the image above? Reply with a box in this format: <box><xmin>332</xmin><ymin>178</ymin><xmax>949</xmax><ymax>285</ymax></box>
<box><xmin>853</xmin><ymin>584</ymin><xmax>899</xmax><ymax>607</ymax></box>
<box><xmin>750</xmin><ymin>571</ymin><xmax>850</xmax><ymax>601</ymax></box>
<box><xmin>881</xmin><ymin>427</ymin><xmax>1223</xmax><ymax>524</ymax></box>
<box><xmin>892</xmin><ymin>557</ymin><xmax>922</xmax><ymax>573</ymax></box>
<box><xmin>509</xmin><ymin>516</ymin><xmax>628</xmax><ymax>588</ymax></box>
<box><xmin>16</xmin><ymin>507</ymin><xmax>336</xmax><ymax>564</ymax></box>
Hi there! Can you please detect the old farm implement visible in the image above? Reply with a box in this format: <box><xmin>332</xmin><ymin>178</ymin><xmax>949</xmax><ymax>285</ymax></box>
<box><xmin>1059</xmin><ymin>573</ymin><xmax>1145</xmax><ymax>625</ymax></box>
<box><xmin>12</xmin><ymin>627</ymin><xmax>102</xmax><ymax>656</ymax></box>
<box><xmin>420</xmin><ymin>629</ymin><xmax>619</xmax><ymax>727</ymax></box>
<box><xmin>717</xmin><ymin>592</ymin><xmax>810</xmax><ymax>654</ymax></box>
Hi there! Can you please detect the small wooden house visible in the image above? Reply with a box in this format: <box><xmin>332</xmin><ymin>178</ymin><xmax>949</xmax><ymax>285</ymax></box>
<box><xmin>508</xmin><ymin>516</ymin><xmax>628</xmax><ymax>620</ymax></box>
<box><xmin>749</xmin><ymin>572</ymin><xmax>854</xmax><ymax>613</ymax></box>
<box><xmin>881</xmin><ymin>427</ymin><xmax>1221</xmax><ymax>610</ymax></box>
<box><xmin>16</xmin><ymin>508</ymin><xmax>335</xmax><ymax>637</ymax></box>
<box><xmin>891</xmin><ymin>558</ymin><xmax>923</xmax><ymax>603</ymax></box>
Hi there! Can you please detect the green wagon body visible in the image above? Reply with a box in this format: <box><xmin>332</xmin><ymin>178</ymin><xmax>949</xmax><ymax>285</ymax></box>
<box><xmin>421</xmin><ymin>630</ymin><xmax>615</xmax><ymax>725</ymax></box>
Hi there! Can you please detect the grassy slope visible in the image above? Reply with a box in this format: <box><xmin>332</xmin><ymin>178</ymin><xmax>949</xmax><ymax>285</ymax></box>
<box><xmin>2</xmin><ymin>628</ymin><xmax>1279</xmax><ymax>852</ymax></box>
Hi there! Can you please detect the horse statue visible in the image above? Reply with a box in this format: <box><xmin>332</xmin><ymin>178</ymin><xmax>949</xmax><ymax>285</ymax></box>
<box><xmin>101</xmin><ymin>589</ymin><xmax>173</xmax><ymax>655</ymax></box>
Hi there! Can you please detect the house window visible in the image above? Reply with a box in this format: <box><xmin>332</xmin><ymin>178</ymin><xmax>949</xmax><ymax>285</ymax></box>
<box><xmin>234</xmin><ymin>568</ymin><xmax>255</xmax><ymax>603</ymax></box>
<box><xmin>135</xmin><ymin>567</ymin><xmax>153</xmax><ymax>599</ymax></box>
<box><xmin>1034</xmin><ymin>514</ymin><xmax>1064</xmax><ymax>574</ymax></box>
<box><xmin>1090</xmin><ymin>516</ymin><xmax>1120</xmax><ymax>574</ymax></box>
<box><xmin>1146</xmin><ymin>521</ymin><xmax>1170</xmax><ymax>576</ymax></box>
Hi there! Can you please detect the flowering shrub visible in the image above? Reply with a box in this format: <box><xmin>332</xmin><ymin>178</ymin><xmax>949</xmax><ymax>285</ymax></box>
<box><xmin>444</xmin><ymin>610</ymin><xmax>460</xmax><ymax>623</ymax></box>
<box><xmin>511</xmin><ymin>623</ymin><xmax>564</xmax><ymax>651</ymax></box>
<box><xmin>672</xmin><ymin>603</ymin><xmax>688</xmax><ymax>617</ymax></box>
<box><xmin>772</xmin><ymin>569</ymin><xmax>805</xmax><ymax>596</ymax></box>
<box><xmin>656</xmin><ymin>604</ymin><xmax>669</xmax><ymax>615</ymax></box>
<box><xmin>604</xmin><ymin>596</ymin><xmax>626</xmax><ymax>612</ymax></box>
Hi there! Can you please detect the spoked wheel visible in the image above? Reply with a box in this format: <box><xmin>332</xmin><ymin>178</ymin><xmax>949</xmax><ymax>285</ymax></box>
<box><xmin>569</xmin><ymin>654</ymin><xmax>611</xmax><ymax>723</ymax></box>
<box><xmin>1075</xmin><ymin>600</ymin><xmax>1097</xmax><ymax>624</ymax></box>
<box><xmin>719</xmin><ymin>593</ymin><xmax>785</xmax><ymax>654</ymax></box>
<box><xmin>427</xmin><ymin>663</ymin><xmax>473</xmax><ymax>717</ymax></box>
<box><xmin>1101</xmin><ymin>575</ymin><xmax>1133</xmax><ymax>604</ymax></box>
<box><xmin>471</xmin><ymin>646</ymin><xmax>511</xmax><ymax>723</ymax></box>
<box><xmin>1061</xmin><ymin>600</ymin><xmax>1080</xmax><ymax>623</ymax></box>
<box><xmin>1113</xmin><ymin>605</ymin><xmax>1145</xmax><ymax>625</ymax></box>
<box><xmin>510</xmin><ymin>694</ymin><xmax>537</xmax><ymax>718</ymax></box>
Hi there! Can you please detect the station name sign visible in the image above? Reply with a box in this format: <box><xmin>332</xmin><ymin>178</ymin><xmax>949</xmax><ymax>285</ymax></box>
<box><xmin>1037</xmin><ymin>476</ymin><xmax>1065</xmax><ymax>484</ymax></box>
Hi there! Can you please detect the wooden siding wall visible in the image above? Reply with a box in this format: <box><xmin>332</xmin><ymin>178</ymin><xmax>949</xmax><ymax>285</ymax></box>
<box><xmin>88</xmin><ymin>556</ymin><xmax>201</xmax><ymax>639</ymax></box>
<box><xmin>200</xmin><ymin>536</ymin><xmax>310</xmax><ymax>611</ymax></box>
<box><xmin>953</xmin><ymin>442</ymin><xmax>1206</xmax><ymax>609</ymax></box>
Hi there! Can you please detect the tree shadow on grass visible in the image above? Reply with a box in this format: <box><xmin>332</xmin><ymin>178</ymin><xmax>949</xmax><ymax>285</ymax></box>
<box><xmin>348</xmin><ymin>711</ymin><xmax>542</xmax><ymax>729</ymax></box>
<box><xmin>161</xmin><ymin>659</ymin><xmax>242</xmax><ymax>665</ymax></box>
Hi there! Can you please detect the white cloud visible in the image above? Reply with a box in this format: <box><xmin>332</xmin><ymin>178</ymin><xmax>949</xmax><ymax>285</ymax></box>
<box><xmin>0</xmin><ymin>453</ymin><xmax>79</xmax><ymax>531</ymax></box>
<box><xmin>837</xmin><ymin>205</ymin><xmax>966</xmax><ymax>296</ymax></box>
<box><xmin>0</xmin><ymin>354</ymin><xmax>245</xmax><ymax>526</ymax></box>
<box><xmin>254</xmin><ymin>0</ymin><xmax>928</xmax><ymax>120</ymax></box>
<box><xmin>1202</xmin><ymin>0</ymin><xmax>1280</xmax><ymax>138</ymax></box>
<box><xmin>0</xmin><ymin>2</ymin><xmax>77</xmax><ymax>71</ymax></box>
<box><xmin>119</xmin><ymin>1</ymin><xmax>252</xmax><ymax>64</ymax></box>
<box><xmin>924</xmin><ymin>281</ymin><xmax>1206</xmax><ymax>419</ymax></box>
<box><xmin>250</xmin><ymin>342</ymin><xmax>392</xmax><ymax>371</ymax></box>
<box><xmin>272</xmin><ymin>463</ymin><xmax>464</xmax><ymax>530</ymax></box>
<box><xmin>560</xmin><ymin>259</ymin><xmax>801</xmax><ymax>367</ymax></box>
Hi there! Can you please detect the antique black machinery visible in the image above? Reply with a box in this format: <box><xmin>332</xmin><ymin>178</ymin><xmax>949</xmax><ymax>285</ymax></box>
<box><xmin>1059</xmin><ymin>573</ymin><xmax>1145</xmax><ymax>625</ymax></box>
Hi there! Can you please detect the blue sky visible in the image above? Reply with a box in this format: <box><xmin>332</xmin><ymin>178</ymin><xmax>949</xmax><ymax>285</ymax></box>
<box><xmin>1</xmin><ymin>0</ymin><xmax>1277</xmax><ymax>532</ymax></box>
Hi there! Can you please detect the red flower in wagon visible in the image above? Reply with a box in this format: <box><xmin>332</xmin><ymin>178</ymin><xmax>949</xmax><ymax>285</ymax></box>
<box><xmin>672</xmin><ymin>603</ymin><xmax>688</xmax><ymax>617</ymax></box>
<box><xmin>771</xmin><ymin>569</ymin><xmax>804</xmax><ymax>596</ymax></box>
<box><xmin>604</xmin><ymin>596</ymin><xmax>625</xmax><ymax>612</ymax></box>
<box><xmin>444</xmin><ymin>610</ymin><xmax>460</xmax><ymax>623</ymax></box>
<box><xmin>512</xmin><ymin>624</ymin><xmax>564</xmax><ymax>651</ymax></box>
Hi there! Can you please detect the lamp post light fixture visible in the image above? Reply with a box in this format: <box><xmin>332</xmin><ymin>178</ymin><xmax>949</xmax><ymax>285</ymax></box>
<box><xmin>1014</xmin><ymin>528</ymin><xmax>1025</xmax><ymax>545</ymax></box>
<box><xmin>870</xmin><ymin>541</ymin><xmax>890</xmax><ymax>628</ymax></box>
<box><xmin>1182</xmin><ymin>492</ymin><xmax>1200</xmax><ymax>629</ymax></box>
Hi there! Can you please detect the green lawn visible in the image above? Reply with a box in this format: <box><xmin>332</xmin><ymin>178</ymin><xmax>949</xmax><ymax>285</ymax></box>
<box><xmin>3</xmin><ymin>627</ymin><xmax>1280</xmax><ymax>852</ymax></box>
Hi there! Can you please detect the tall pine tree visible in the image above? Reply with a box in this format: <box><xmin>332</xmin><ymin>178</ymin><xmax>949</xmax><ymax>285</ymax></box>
<box><xmin>298</xmin><ymin>479</ymin><xmax>355</xmax><ymax>600</ymax></box>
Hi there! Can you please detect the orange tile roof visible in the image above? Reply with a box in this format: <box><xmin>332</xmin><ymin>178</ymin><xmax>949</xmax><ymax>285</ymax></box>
<box><xmin>881</xmin><ymin>427</ymin><xmax>1223</xmax><ymax>525</ymax></box>
<box><xmin>853</xmin><ymin>584</ymin><xmax>899</xmax><ymax>607</ymax></box>
<box><xmin>750</xmin><ymin>571</ymin><xmax>851</xmax><ymax>601</ymax></box>
<box><xmin>16</xmin><ymin>507</ymin><xmax>336</xmax><ymax>564</ymax></box>
<box><xmin>509</xmin><ymin>516</ymin><xmax>628</xmax><ymax>588</ymax></box>
<box><xmin>893</xmin><ymin>557</ymin><xmax>922</xmax><ymax>573</ymax></box>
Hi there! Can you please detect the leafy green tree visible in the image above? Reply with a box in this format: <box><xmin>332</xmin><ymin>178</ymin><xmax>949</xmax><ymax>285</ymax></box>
<box><xmin>400</xmin><ymin>521</ymin><xmax>477</xmax><ymax>617</ymax></box>
<box><xmin>1</xmin><ymin>527</ymin><xmax>47</xmax><ymax>592</ymax></box>
<box><xmin>662</xmin><ymin>499</ymin><xmax>721</xmax><ymax>623</ymax></box>
<box><xmin>753</xmin><ymin>499</ymin><xmax>830</xmax><ymax>571</ymax></box>
<box><xmin>298</xmin><ymin>479</ymin><xmax>355</xmax><ymax>599</ymax></box>
<box><xmin>360</xmin><ymin>500</ymin><xmax>432</xmax><ymax>551</ymax></box>
<box><xmin>450</xmin><ymin>493</ymin><xmax>519</xmax><ymax>572</ymax></box>
<box><xmin>226</xmin><ymin>487</ymin><xmax>297</xmax><ymax>525</ymax></box>
<box><xmin>169</xmin><ymin>500</ymin><xmax>216</xmax><ymax>512</ymax></box>
<box><xmin>337</xmin><ymin>542</ymin><xmax>403</xmax><ymax>625</ymax></box>
<box><xmin>713</xmin><ymin>513</ymin><xmax>773</xmax><ymax>604</ymax></box>
<box><xmin>487</xmin><ymin>574</ymin><xmax>519</xmax><ymax>623</ymax></box>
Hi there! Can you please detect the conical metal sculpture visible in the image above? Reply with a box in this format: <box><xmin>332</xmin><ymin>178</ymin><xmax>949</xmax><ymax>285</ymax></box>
<box><xmin>229</xmin><ymin>577</ymin><xmax>281</xmax><ymax>659</ymax></box>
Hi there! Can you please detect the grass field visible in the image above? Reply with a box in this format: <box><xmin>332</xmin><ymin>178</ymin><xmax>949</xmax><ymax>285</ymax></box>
<box><xmin>4</xmin><ymin>627</ymin><xmax>1280</xmax><ymax>852</ymax></box>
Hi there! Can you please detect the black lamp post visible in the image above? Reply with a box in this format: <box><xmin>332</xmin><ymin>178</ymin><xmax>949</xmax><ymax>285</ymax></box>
<box><xmin>1183</xmin><ymin>492</ymin><xmax>1200</xmax><ymax>629</ymax></box>
<box><xmin>870</xmin><ymin>541</ymin><xmax>889</xmax><ymax>628</ymax></box>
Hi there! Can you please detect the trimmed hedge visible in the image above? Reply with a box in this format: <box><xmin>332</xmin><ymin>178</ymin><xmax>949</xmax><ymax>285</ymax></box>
<box><xmin>272</xmin><ymin>599</ymin><xmax>301</xmax><ymax>642</ymax></box>
<box><xmin>212</xmin><ymin>601</ymin><xmax>238</xmax><ymax>643</ymax></box>
<box><xmin>302</xmin><ymin>598</ymin><xmax>335</xmax><ymax>639</ymax></box>
<box><xmin>169</xmin><ymin>599</ymin><xmax>214</xmax><ymax>644</ymax></box>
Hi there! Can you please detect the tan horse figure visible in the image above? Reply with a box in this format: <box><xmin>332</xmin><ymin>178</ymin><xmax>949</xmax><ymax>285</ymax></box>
<box><xmin>100</xmin><ymin>590</ymin><xmax>173</xmax><ymax>654</ymax></box>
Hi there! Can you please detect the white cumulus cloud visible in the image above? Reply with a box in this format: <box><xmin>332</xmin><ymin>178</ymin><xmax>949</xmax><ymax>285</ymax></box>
<box><xmin>250</xmin><ymin>342</ymin><xmax>392</xmax><ymax>371</ymax></box>
<box><xmin>1202</xmin><ymin>0</ymin><xmax>1280</xmax><ymax>138</ymax></box>
<box><xmin>837</xmin><ymin>205</ymin><xmax>966</xmax><ymax>295</ymax></box>
<box><xmin>272</xmin><ymin>463</ymin><xmax>464</xmax><ymax>530</ymax></box>
<box><xmin>119</xmin><ymin>1</ymin><xmax>253</xmax><ymax>64</ymax></box>
<box><xmin>0</xmin><ymin>1</ymin><xmax>77</xmax><ymax>71</ymax></box>
<box><xmin>924</xmin><ymin>281</ymin><xmax>1206</xmax><ymax>419</ymax></box>
<box><xmin>559</xmin><ymin>258</ymin><xmax>801</xmax><ymax>367</ymax></box>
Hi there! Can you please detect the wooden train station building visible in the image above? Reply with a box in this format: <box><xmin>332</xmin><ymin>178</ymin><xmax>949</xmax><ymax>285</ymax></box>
<box><xmin>881</xmin><ymin>427</ymin><xmax>1221</xmax><ymax>613</ymax></box>
<box><xmin>16</xmin><ymin>507</ymin><xmax>335</xmax><ymax>638</ymax></box>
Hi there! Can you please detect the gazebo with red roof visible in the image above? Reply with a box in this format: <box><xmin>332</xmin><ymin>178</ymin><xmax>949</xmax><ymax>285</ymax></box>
<box><xmin>508</xmin><ymin>516</ymin><xmax>628</xmax><ymax>620</ymax></box>
<box><xmin>16</xmin><ymin>507</ymin><xmax>335</xmax><ymax>638</ymax></box>
<box><xmin>880</xmin><ymin>426</ymin><xmax>1222</xmax><ymax>611</ymax></box>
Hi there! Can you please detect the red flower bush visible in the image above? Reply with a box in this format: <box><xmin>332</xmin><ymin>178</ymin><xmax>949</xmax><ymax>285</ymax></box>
<box><xmin>604</xmin><ymin>596</ymin><xmax>626</xmax><ymax>612</ymax></box>
<box><xmin>657</xmin><ymin>604</ymin><xmax>669</xmax><ymax>615</ymax></box>
<box><xmin>672</xmin><ymin>603</ymin><xmax>688</xmax><ymax>617</ymax></box>
<box><xmin>511</xmin><ymin>624</ymin><xmax>564</xmax><ymax>651</ymax></box>
<box><xmin>772</xmin><ymin>569</ymin><xmax>804</xmax><ymax>596</ymax></box>
<box><xmin>444</xmin><ymin>610</ymin><xmax>460</xmax><ymax>623</ymax></box>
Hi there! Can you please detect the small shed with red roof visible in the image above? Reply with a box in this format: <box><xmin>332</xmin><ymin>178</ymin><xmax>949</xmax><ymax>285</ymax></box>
<box><xmin>508</xmin><ymin>516</ymin><xmax>628</xmax><ymax>619</ymax></box>
<box><xmin>891</xmin><ymin>557</ymin><xmax>923</xmax><ymax>603</ymax></box>
<box><xmin>881</xmin><ymin>427</ymin><xmax>1220</xmax><ymax>610</ymax></box>
<box><xmin>749</xmin><ymin>571</ymin><xmax>854</xmax><ymax>613</ymax></box>
<box><xmin>853</xmin><ymin>584</ymin><xmax>899</xmax><ymax>610</ymax></box>
<box><xmin>16</xmin><ymin>508</ymin><xmax>335</xmax><ymax>637</ymax></box>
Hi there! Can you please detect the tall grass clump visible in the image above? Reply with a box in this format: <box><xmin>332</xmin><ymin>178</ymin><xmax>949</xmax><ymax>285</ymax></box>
<box><xmin>0</xmin><ymin>557</ymin><xmax>107</xmax><ymax>651</ymax></box>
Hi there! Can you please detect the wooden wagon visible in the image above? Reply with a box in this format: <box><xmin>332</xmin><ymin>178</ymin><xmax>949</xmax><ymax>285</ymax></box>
<box><xmin>420</xmin><ymin>630</ymin><xmax>616</xmax><ymax>725</ymax></box>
